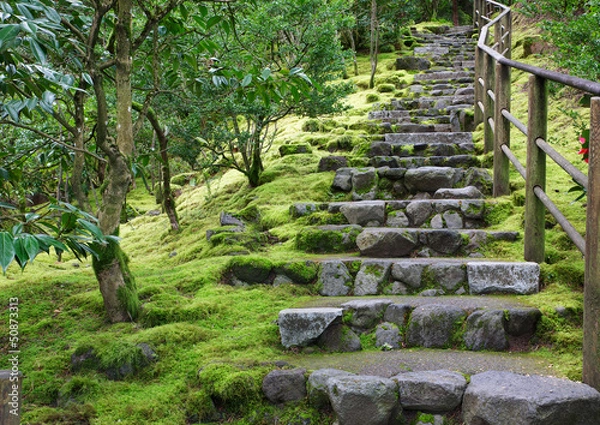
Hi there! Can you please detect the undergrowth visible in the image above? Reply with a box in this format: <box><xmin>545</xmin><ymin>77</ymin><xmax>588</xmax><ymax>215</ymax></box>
<box><xmin>0</xmin><ymin>14</ymin><xmax>591</xmax><ymax>424</ymax></box>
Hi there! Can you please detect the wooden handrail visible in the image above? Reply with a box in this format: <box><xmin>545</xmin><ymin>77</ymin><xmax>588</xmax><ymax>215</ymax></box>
<box><xmin>474</xmin><ymin>0</ymin><xmax>600</xmax><ymax>391</ymax></box>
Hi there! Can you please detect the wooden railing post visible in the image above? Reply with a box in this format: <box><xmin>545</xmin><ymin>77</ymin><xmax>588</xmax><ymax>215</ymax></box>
<box><xmin>474</xmin><ymin>46</ymin><xmax>484</xmax><ymax>126</ymax></box>
<box><xmin>493</xmin><ymin>61</ymin><xmax>511</xmax><ymax>197</ymax></box>
<box><xmin>524</xmin><ymin>75</ymin><xmax>547</xmax><ymax>263</ymax></box>
<box><xmin>584</xmin><ymin>97</ymin><xmax>600</xmax><ymax>390</ymax></box>
<box><xmin>483</xmin><ymin>50</ymin><xmax>495</xmax><ymax>153</ymax></box>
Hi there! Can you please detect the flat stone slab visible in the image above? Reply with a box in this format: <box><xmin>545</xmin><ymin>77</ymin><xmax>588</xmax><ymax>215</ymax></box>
<box><xmin>278</xmin><ymin>308</ymin><xmax>342</xmax><ymax>348</ymax></box>
<box><xmin>393</xmin><ymin>370</ymin><xmax>467</xmax><ymax>412</ymax></box>
<box><xmin>463</xmin><ymin>371</ymin><xmax>600</xmax><ymax>425</ymax></box>
<box><xmin>467</xmin><ymin>262</ymin><xmax>540</xmax><ymax>295</ymax></box>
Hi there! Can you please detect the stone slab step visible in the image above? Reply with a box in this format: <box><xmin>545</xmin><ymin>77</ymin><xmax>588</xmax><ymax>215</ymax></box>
<box><xmin>312</xmin><ymin>258</ymin><xmax>539</xmax><ymax>297</ymax></box>
<box><xmin>332</xmin><ymin>166</ymin><xmax>492</xmax><ymax>199</ymax></box>
<box><xmin>355</xmin><ymin>227</ymin><xmax>518</xmax><ymax>258</ymax></box>
<box><xmin>278</xmin><ymin>295</ymin><xmax>541</xmax><ymax>352</ymax></box>
<box><xmin>415</xmin><ymin>70</ymin><xmax>473</xmax><ymax>82</ymax></box>
<box><xmin>370</xmin><ymin>154</ymin><xmax>481</xmax><ymax>169</ymax></box>
<box><xmin>272</xmin><ymin>366</ymin><xmax>599</xmax><ymax>425</ymax></box>
<box><xmin>392</xmin><ymin>95</ymin><xmax>474</xmax><ymax>110</ymax></box>
<box><xmin>387</xmin><ymin>123</ymin><xmax>454</xmax><ymax>133</ymax></box>
<box><xmin>383</xmin><ymin>131</ymin><xmax>472</xmax><ymax>145</ymax></box>
<box><xmin>293</xmin><ymin>196</ymin><xmax>489</xmax><ymax>229</ymax></box>
<box><xmin>370</xmin><ymin>141</ymin><xmax>475</xmax><ymax>157</ymax></box>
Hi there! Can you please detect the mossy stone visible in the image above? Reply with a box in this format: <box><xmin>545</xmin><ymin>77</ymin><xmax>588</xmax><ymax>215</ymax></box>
<box><xmin>229</xmin><ymin>256</ymin><xmax>273</xmax><ymax>283</ymax></box>
<box><xmin>275</xmin><ymin>261</ymin><xmax>319</xmax><ymax>284</ymax></box>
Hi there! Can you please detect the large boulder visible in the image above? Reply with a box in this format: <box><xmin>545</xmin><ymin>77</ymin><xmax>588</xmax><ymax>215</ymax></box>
<box><xmin>375</xmin><ymin>322</ymin><xmax>402</xmax><ymax>349</ymax></box>
<box><xmin>278</xmin><ymin>308</ymin><xmax>342</xmax><ymax>348</ymax></box>
<box><xmin>327</xmin><ymin>375</ymin><xmax>401</xmax><ymax>425</ymax></box>
<box><xmin>393</xmin><ymin>370</ymin><xmax>467</xmax><ymax>413</ymax></box>
<box><xmin>505</xmin><ymin>308</ymin><xmax>542</xmax><ymax>336</ymax></box>
<box><xmin>357</xmin><ymin>228</ymin><xmax>418</xmax><ymax>257</ymax></box>
<box><xmin>467</xmin><ymin>262</ymin><xmax>540</xmax><ymax>295</ymax></box>
<box><xmin>407</xmin><ymin>304</ymin><xmax>466</xmax><ymax>348</ymax></box>
<box><xmin>428</xmin><ymin>263</ymin><xmax>466</xmax><ymax>292</ymax></box>
<box><xmin>340</xmin><ymin>201</ymin><xmax>386</xmax><ymax>227</ymax></box>
<box><xmin>307</xmin><ymin>369</ymin><xmax>355</xmax><ymax>409</ymax></box>
<box><xmin>404</xmin><ymin>167</ymin><xmax>463</xmax><ymax>193</ymax></box>
<box><xmin>341</xmin><ymin>299</ymin><xmax>393</xmax><ymax>332</ymax></box>
<box><xmin>262</xmin><ymin>369</ymin><xmax>307</xmax><ymax>404</ymax></box>
<box><xmin>391</xmin><ymin>262</ymin><xmax>425</xmax><ymax>289</ymax></box>
<box><xmin>354</xmin><ymin>260</ymin><xmax>392</xmax><ymax>296</ymax></box>
<box><xmin>318</xmin><ymin>261</ymin><xmax>353</xmax><ymax>296</ymax></box>
<box><xmin>462</xmin><ymin>371</ymin><xmax>600</xmax><ymax>425</ymax></box>
<box><xmin>318</xmin><ymin>323</ymin><xmax>362</xmax><ymax>353</ymax></box>
<box><xmin>463</xmin><ymin>310</ymin><xmax>508</xmax><ymax>351</ymax></box>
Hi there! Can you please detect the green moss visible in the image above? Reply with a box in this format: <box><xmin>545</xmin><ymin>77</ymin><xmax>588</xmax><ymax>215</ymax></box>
<box><xmin>376</xmin><ymin>83</ymin><xmax>396</xmax><ymax>93</ymax></box>
<box><xmin>295</xmin><ymin>226</ymin><xmax>360</xmax><ymax>253</ymax></box>
<box><xmin>302</xmin><ymin>118</ymin><xmax>323</xmax><ymax>132</ymax></box>
<box><xmin>366</xmin><ymin>93</ymin><xmax>381</xmax><ymax>103</ymax></box>
<box><xmin>58</xmin><ymin>376</ymin><xmax>101</xmax><ymax>405</ymax></box>
<box><xmin>485</xmin><ymin>200</ymin><xmax>514</xmax><ymax>226</ymax></box>
<box><xmin>184</xmin><ymin>389</ymin><xmax>218</xmax><ymax>423</ymax></box>
<box><xmin>279</xmin><ymin>143</ymin><xmax>313</xmax><ymax>156</ymax></box>
<box><xmin>92</xmin><ymin>238</ymin><xmax>140</xmax><ymax>320</ymax></box>
<box><xmin>275</xmin><ymin>260</ymin><xmax>319</xmax><ymax>284</ymax></box>
<box><xmin>197</xmin><ymin>363</ymin><xmax>268</xmax><ymax>410</ymax></box>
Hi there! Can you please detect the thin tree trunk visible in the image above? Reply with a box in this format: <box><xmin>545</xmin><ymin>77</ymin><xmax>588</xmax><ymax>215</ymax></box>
<box><xmin>136</xmin><ymin>104</ymin><xmax>180</xmax><ymax>231</ymax></box>
<box><xmin>452</xmin><ymin>0</ymin><xmax>459</xmax><ymax>26</ymax></box>
<box><xmin>347</xmin><ymin>29</ymin><xmax>359</xmax><ymax>77</ymax></box>
<box><xmin>92</xmin><ymin>0</ymin><xmax>139</xmax><ymax>323</ymax></box>
<box><xmin>71</xmin><ymin>90</ymin><xmax>91</xmax><ymax>211</ymax></box>
<box><xmin>369</xmin><ymin>0</ymin><xmax>378</xmax><ymax>89</ymax></box>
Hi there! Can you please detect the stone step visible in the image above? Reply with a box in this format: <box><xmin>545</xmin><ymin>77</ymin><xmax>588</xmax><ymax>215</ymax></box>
<box><xmin>392</xmin><ymin>95</ymin><xmax>474</xmax><ymax>110</ymax></box>
<box><xmin>331</xmin><ymin>166</ymin><xmax>492</xmax><ymax>199</ymax></box>
<box><xmin>293</xmin><ymin>195</ymin><xmax>490</xmax><ymax>229</ymax></box>
<box><xmin>370</xmin><ymin>141</ymin><xmax>475</xmax><ymax>158</ymax></box>
<box><xmin>355</xmin><ymin>227</ymin><xmax>518</xmax><ymax>258</ymax></box>
<box><xmin>278</xmin><ymin>293</ymin><xmax>541</xmax><ymax>352</ymax></box>
<box><xmin>415</xmin><ymin>70</ymin><xmax>474</xmax><ymax>82</ymax></box>
<box><xmin>270</xmin><ymin>367</ymin><xmax>600</xmax><ymax>425</ymax></box>
<box><xmin>370</xmin><ymin>154</ymin><xmax>481</xmax><ymax>169</ymax></box>
<box><xmin>311</xmin><ymin>258</ymin><xmax>540</xmax><ymax>297</ymax></box>
<box><xmin>295</xmin><ymin>224</ymin><xmax>518</xmax><ymax>257</ymax></box>
<box><xmin>386</xmin><ymin>123</ymin><xmax>454</xmax><ymax>133</ymax></box>
<box><xmin>383</xmin><ymin>131</ymin><xmax>473</xmax><ymax>145</ymax></box>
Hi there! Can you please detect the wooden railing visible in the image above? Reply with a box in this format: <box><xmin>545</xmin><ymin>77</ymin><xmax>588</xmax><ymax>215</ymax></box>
<box><xmin>473</xmin><ymin>0</ymin><xmax>600</xmax><ymax>390</ymax></box>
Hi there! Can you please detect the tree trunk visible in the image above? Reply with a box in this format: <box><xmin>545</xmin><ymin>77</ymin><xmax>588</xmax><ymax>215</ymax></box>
<box><xmin>92</xmin><ymin>0</ymin><xmax>139</xmax><ymax>323</ymax></box>
<box><xmin>452</xmin><ymin>0</ymin><xmax>459</xmax><ymax>26</ymax></box>
<box><xmin>369</xmin><ymin>0</ymin><xmax>378</xmax><ymax>89</ymax></box>
<box><xmin>137</xmin><ymin>104</ymin><xmax>180</xmax><ymax>231</ymax></box>
<box><xmin>71</xmin><ymin>89</ymin><xmax>91</xmax><ymax>211</ymax></box>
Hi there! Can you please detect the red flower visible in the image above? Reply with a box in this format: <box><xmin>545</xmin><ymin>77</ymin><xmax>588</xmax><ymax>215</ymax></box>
<box><xmin>578</xmin><ymin>148</ymin><xmax>589</xmax><ymax>155</ymax></box>
<box><xmin>580</xmin><ymin>137</ymin><xmax>587</xmax><ymax>144</ymax></box>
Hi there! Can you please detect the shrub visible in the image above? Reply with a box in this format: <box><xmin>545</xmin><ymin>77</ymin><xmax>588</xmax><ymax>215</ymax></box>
<box><xmin>376</xmin><ymin>83</ymin><xmax>396</xmax><ymax>93</ymax></box>
<box><xmin>366</xmin><ymin>93</ymin><xmax>380</xmax><ymax>103</ymax></box>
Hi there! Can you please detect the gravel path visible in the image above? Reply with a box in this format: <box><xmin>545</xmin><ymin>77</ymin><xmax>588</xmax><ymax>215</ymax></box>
<box><xmin>283</xmin><ymin>349</ymin><xmax>562</xmax><ymax>378</ymax></box>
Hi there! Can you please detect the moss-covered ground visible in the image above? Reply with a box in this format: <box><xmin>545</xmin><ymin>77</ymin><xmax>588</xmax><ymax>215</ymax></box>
<box><xmin>0</xmin><ymin>16</ymin><xmax>591</xmax><ymax>424</ymax></box>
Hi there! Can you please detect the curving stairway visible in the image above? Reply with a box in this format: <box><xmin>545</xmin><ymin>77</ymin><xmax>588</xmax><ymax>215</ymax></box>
<box><xmin>255</xmin><ymin>25</ymin><xmax>600</xmax><ymax>425</ymax></box>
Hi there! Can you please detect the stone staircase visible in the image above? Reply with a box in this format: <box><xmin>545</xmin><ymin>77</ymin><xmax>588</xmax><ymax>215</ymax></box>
<box><xmin>261</xmin><ymin>26</ymin><xmax>600</xmax><ymax>425</ymax></box>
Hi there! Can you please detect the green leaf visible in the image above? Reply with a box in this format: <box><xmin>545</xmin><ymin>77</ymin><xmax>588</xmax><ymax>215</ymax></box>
<box><xmin>0</xmin><ymin>201</ymin><xmax>16</xmax><ymax>210</ymax></box>
<box><xmin>13</xmin><ymin>234</ymin><xmax>39</xmax><ymax>269</ymax></box>
<box><xmin>28</xmin><ymin>37</ymin><xmax>46</xmax><ymax>63</ymax></box>
<box><xmin>76</xmin><ymin>218</ymin><xmax>105</xmax><ymax>241</ymax></box>
<box><xmin>241</xmin><ymin>74</ymin><xmax>253</xmax><ymax>87</ymax></box>
<box><xmin>35</xmin><ymin>234</ymin><xmax>67</xmax><ymax>254</ymax></box>
<box><xmin>261</xmin><ymin>68</ymin><xmax>271</xmax><ymax>81</ymax></box>
<box><xmin>0</xmin><ymin>231</ymin><xmax>15</xmax><ymax>274</ymax></box>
